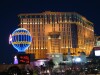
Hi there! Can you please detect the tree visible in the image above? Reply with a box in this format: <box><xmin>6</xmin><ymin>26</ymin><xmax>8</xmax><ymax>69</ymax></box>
<box><xmin>7</xmin><ymin>66</ymin><xmax>21</xmax><ymax>75</ymax></box>
<box><xmin>48</xmin><ymin>59</ymin><xmax>55</xmax><ymax>69</ymax></box>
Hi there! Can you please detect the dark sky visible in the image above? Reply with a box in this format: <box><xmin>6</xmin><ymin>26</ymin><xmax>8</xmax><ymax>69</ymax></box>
<box><xmin>0</xmin><ymin>0</ymin><xmax>100</xmax><ymax>64</ymax></box>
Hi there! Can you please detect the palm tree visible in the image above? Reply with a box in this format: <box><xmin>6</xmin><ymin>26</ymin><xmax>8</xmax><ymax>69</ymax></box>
<box><xmin>47</xmin><ymin>59</ymin><xmax>55</xmax><ymax>74</ymax></box>
<box><xmin>48</xmin><ymin>59</ymin><xmax>55</xmax><ymax>69</ymax></box>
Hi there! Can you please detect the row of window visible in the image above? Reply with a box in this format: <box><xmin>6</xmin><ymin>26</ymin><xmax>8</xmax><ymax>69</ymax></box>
<box><xmin>20</xmin><ymin>14</ymin><xmax>81</xmax><ymax>18</ymax></box>
<box><xmin>19</xmin><ymin>14</ymin><xmax>85</xmax><ymax>24</ymax></box>
<box><xmin>24</xmin><ymin>25</ymin><xmax>72</xmax><ymax>33</ymax></box>
<box><xmin>21</xmin><ymin>19</ymin><xmax>84</xmax><ymax>25</ymax></box>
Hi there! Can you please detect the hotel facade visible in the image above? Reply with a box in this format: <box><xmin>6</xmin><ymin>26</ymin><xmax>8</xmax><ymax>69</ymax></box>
<box><xmin>18</xmin><ymin>11</ymin><xmax>94</xmax><ymax>59</ymax></box>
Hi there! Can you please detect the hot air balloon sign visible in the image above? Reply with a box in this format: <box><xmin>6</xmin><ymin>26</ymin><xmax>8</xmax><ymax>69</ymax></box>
<box><xmin>9</xmin><ymin>28</ymin><xmax>32</xmax><ymax>52</ymax></box>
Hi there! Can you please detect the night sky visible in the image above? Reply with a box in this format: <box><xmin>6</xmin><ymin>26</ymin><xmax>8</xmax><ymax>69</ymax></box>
<box><xmin>0</xmin><ymin>0</ymin><xmax>100</xmax><ymax>64</ymax></box>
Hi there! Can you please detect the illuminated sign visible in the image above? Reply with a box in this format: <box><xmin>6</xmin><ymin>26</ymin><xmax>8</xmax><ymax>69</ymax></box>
<box><xmin>95</xmin><ymin>50</ymin><xmax>100</xmax><ymax>56</ymax></box>
<box><xmin>17</xmin><ymin>54</ymin><xmax>30</xmax><ymax>64</ymax></box>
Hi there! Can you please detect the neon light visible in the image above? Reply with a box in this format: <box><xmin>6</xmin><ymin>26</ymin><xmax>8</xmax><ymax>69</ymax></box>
<box><xmin>11</xmin><ymin>28</ymin><xmax>32</xmax><ymax>52</ymax></box>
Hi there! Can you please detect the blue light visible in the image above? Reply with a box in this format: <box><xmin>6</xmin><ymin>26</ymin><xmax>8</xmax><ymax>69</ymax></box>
<box><xmin>11</xmin><ymin>28</ymin><xmax>32</xmax><ymax>52</ymax></box>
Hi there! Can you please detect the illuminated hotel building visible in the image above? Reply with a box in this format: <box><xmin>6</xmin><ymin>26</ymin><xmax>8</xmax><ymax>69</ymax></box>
<box><xmin>18</xmin><ymin>11</ymin><xmax>94</xmax><ymax>59</ymax></box>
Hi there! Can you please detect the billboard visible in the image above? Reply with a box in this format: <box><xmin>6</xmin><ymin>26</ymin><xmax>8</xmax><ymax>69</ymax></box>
<box><xmin>17</xmin><ymin>54</ymin><xmax>30</xmax><ymax>64</ymax></box>
<box><xmin>95</xmin><ymin>50</ymin><xmax>100</xmax><ymax>56</ymax></box>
